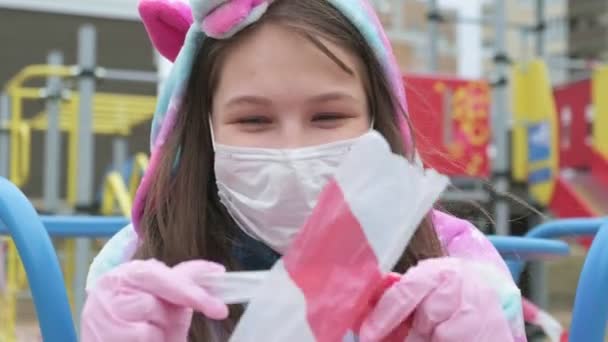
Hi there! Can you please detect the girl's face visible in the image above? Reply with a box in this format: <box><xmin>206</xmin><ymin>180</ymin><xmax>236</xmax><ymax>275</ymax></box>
<box><xmin>211</xmin><ymin>22</ymin><xmax>370</xmax><ymax>148</ymax></box>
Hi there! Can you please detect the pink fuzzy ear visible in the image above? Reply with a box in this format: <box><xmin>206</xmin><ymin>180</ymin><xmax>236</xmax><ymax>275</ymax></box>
<box><xmin>139</xmin><ymin>0</ymin><xmax>193</xmax><ymax>62</ymax></box>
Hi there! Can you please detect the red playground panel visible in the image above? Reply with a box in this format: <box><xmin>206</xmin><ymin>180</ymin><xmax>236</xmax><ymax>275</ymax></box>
<box><xmin>551</xmin><ymin>78</ymin><xmax>608</xmax><ymax>249</ymax></box>
<box><xmin>554</xmin><ymin>79</ymin><xmax>593</xmax><ymax>169</ymax></box>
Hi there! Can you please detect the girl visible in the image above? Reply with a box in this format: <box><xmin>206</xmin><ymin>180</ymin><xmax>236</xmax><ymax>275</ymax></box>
<box><xmin>82</xmin><ymin>0</ymin><xmax>526</xmax><ymax>340</ymax></box>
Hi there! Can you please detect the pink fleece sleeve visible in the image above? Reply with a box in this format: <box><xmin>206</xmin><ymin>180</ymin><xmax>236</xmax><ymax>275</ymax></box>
<box><xmin>433</xmin><ymin>210</ymin><xmax>511</xmax><ymax>275</ymax></box>
<box><xmin>430</xmin><ymin>210</ymin><xmax>527</xmax><ymax>340</ymax></box>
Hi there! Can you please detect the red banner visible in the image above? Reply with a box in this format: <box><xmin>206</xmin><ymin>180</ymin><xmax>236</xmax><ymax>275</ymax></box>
<box><xmin>405</xmin><ymin>74</ymin><xmax>491</xmax><ymax>178</ymax></box>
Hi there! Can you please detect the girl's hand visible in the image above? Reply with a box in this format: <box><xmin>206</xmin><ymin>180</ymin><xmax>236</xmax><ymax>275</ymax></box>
<box><xmin>81</xmin><ymin>259</ymin><xmax>229</xmax><ymax>342</ymax></box>
<box><xmin>359</xmin><ymin>257</ymin><xmax>517</xmax><ymax>342</ymax></box>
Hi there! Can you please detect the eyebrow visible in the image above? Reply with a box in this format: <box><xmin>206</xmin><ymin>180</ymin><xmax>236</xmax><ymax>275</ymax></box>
<box><xmin>224</xmin><ymin>91</ymin><xmax>357</xmax><ymax>108</ymax></box>
<box><xmin>224</xmin><ymin>95</ymin><xmax>272</xmax><ymax>108</ymax></box>
<box><xmin>308</xmin><ymin>91</ymin><xmax>357</xmax><ymax>103</ymax></box>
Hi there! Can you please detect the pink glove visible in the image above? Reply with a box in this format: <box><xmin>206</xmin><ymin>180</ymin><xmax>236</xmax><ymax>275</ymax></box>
<box><xmin>359</xmin><ymin>257</ymin><xmax>516</xmax><ymax>342</ymax></box>
<box><xmin>81</xmin><ymin>259</ymin><xmax>229</xmax><ymax>342</ymax></box>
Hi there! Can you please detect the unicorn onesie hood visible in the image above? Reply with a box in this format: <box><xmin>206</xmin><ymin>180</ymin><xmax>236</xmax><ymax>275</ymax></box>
<box><xmin>87</xmin><ymin>0</ymin><xmax>529</xmax><ymax>340</ymax></box>
<box><xmin>130</xmin><ymin>0</ymin><xmax>413</xmax><ymax>231</ymax></box>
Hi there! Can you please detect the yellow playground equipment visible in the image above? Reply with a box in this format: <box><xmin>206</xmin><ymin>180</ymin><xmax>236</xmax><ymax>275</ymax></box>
<box><xmin>3</xmin><ymin>64</ymin><xmax>155</xmax><ymax>202</ymax></box>
<box><xmin>593</xmin><ymin>66</ymin><xmax>608</xmax><ymax>162</ymax></box>
<box><xmin>511</xmin><ymin>59</ymin><xmax>560</xmax><ymax>206</ymax></box>
<box><xmin>101</xmin><ymin>152</ymin><xmax>149</xmax><ymax>218</ymax></box>
<box><xmin>0</xmin><ymin>63</ymin><xmax>153</xmax><ymax>342</ymax></box>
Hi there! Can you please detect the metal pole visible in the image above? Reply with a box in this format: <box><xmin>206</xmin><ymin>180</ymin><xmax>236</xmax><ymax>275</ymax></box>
<box><xmin>96</xmin><ymin>68</ymin><xmax>158</xmax><ymax>84</ymax></box>
<box><xmin>529</xmin><ymin>1</ymin><xmax>550</xmax><ymax>311</ymax></box>
<box><xmin>43</xmin><ymin>51</ymin><xmax>64</xmax><ymax>213</ymax></box>
<box><xmin>529</xmin><ymin>260</ymin><xmax>548</xmax><ymax>308</ymax></box>
<box><xmin>535</xmin><ymin>0</ymin><xmax>545</xmax><ymax>58</ymax></box>
<box><xmin>393</xmin><ymin>0</ymin><xmax>404</xmax><ymax>32</ymax></box>
<box><xmin>0</xmin><ymin>93</ymin><xmax>9</xmax><ymax>178</ymax></box>
<box><xmin>73</xmin><ymin>24</ymin><xmax>97</xmax><ymax>334</ymax></box>
<box><xmin>428</xmin><ymin>0</ymin><xmax>440</xmax><ymax>72</ymax></box>
<box><xmin>527</xmin><ymin>213</ymin><xmax>548</xmax><ymax>342</ymax></box>
<box><xmin>112</xmin><ymin>137</ymin><xmax>128</xmax><ymax>171</ymax></box>
<box><xmin>491</xmin><ymin>0</ymin><xmax>511</xmax><ymax>236</ymax></box>
<box><xmin>76</xmin><ymin>25</ymin><xmax>96</xmax><ymax>208</ymax></box>
<box><xmin>519</xmin><ymin>28</ymin><xmax>530</xmax><ymax>62</ymax></box>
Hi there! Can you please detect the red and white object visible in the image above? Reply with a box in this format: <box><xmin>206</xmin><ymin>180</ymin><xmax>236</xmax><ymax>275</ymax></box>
<box><xmin>230</xmin><ymin>131</ymin><xmax>449</xmax><ymax>342</ymax></box>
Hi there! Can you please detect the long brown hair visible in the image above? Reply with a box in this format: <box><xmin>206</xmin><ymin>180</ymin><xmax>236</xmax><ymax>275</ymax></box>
<box><xmin>135</xmin><ymin>0</ymin><xmax>444</xmax><ymax>340</ymax></box>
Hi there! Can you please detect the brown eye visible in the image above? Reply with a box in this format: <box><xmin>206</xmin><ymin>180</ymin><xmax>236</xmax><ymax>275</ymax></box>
<box><xmin>312</xmin><ymin>113</ymin><xmax>345</xmax><ymax>122</ymax></box>
<box><xmin>237</xmin><ymin>116</ymin><xmax>272</xmax><ymax>125</ymax></box>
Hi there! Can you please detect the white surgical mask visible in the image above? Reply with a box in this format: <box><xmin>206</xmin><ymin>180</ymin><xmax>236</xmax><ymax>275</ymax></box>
<box><xmin>213</xmin><ymin>129</ymin><xmax>373</xmax><ymax>253</ymax></box>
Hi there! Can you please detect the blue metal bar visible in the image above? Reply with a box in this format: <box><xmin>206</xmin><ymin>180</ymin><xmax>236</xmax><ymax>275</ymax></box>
<box><xmin>488</xmin><ymin>236</ymin><xmax>570</xmax><ymax>261</ymax></box>
<box><xmin>508</xmin><ymin>217</ymin><xmax>608</xmax><ymax>282</ymax></box>
<box><xmin>521</xmin><ymin>218</ymin><xmax>607</xmax><ymax>240</ymax></box>
<box><xmin>569</xmin><ymin>222</ymin><xmax>608</xmax><ymax>341</ymax></box>
<box><xmin>0</xmin><ymin>177</ymin><xmax>77</xmax><ymax>342</ymax></box>
<box><xmin>0</xmin><ymin>215</ymin><xmax>127</xmax><ymax>237</ymax></box>
<box><xmin>41</xmin><ymin>215</ymin><xmax>126</xmax><ymax>237</ymax></box>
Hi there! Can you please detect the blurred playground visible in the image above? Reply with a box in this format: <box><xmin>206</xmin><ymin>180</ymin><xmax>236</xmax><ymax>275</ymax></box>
<box><xmin>1</xmin><ymin>0</ymin><xmax>608</xmax><ymax>341</ymax></box>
